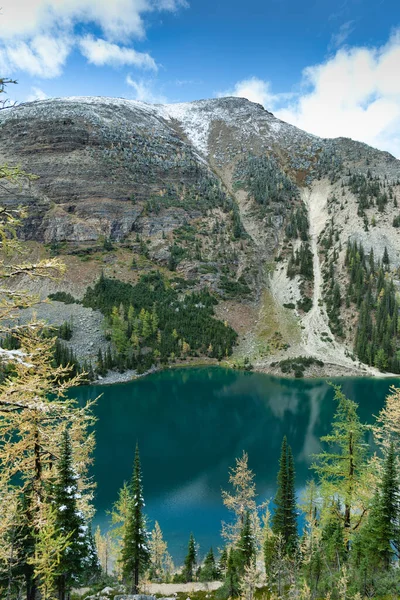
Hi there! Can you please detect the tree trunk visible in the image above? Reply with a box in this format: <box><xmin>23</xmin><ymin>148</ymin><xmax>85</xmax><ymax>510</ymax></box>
<box><xmin>26</xmin><ymin>577</ymin><xmax>36</xmax><ymax>600</ymax></box>
<box><xmin>58</xmin><ymin>575</ymin><xmax>66</xmax><ymax>600</ymax></box>
<box><xmin>344</xmin><ymin>431</ymin><xmax>354</xmax><ymax>551</ymax></box>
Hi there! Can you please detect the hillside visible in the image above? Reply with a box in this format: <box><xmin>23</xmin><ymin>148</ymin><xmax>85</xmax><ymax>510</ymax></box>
<box><xmin>1</xmin><ymin>95</ymin><xmax>399</xmax><ymax>378</ymax></box>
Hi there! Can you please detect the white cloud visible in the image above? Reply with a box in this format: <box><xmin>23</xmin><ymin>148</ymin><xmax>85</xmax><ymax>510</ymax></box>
<box><xmin>219</xmin><ymin>76</ymin><xmax>295</xmax><ymax>111</ymax></box>
<box><xmin>276</xmin><ymin>31</ymin><xmax>400</xmax><ymax>157</ymax></box>
<box><xmin>0</xmin><ymin>0</ymin><xmax>186</xmax><ymax>77</ymax></box>
<box><xmin>0</xmin><ymin>35</ymin><xmax>72</xmax><ymax>78</ymax></box>
<box><xmin>218</xmin><ymin>77</ymin><xmax>277</xmax><ymax>108</ymax></box>
<box><xmin>220</xmin><ymin>31</ymin><xmax>400</xmax><ymax>158</ymax></box>
<box><xmin>0</xmin><ymin>0</ymin><xmax>186</xmax><ymax>41</ymax></box>
<box><xmin>126</xmin><ymin>75</ymin><xmax>166</xmax><ymax>103</ymax></box>
<box><xmin>26</xmin><ymin>86</ymin><xmax>48</xmax><ymax>101</ymax></box>
<box><xmin>329</xmin><ymin>20</ymin><xmax>356</xmax><ymax>50</ymax></box>
<box><xmin>79</xmin><ymin>36</ymin><xmax>156</xmax><ymax>69</ymax></box>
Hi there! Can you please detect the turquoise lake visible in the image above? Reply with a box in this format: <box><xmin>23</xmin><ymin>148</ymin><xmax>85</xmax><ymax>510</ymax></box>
<box><xmin>74</xmin><ymin>367</ymin><xmax>400</xmax><ymax>562</ymax></box>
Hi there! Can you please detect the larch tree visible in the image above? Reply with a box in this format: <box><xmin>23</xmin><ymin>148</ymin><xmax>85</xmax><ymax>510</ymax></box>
<box><xmin>221</xmin><ymin>451</ymin><xmax>258</xmax><ymax>545</ymax></box>
<box><xmin>120</xmin><ymin>445</ymin><xmax>150</xmax><ymax>593</ymax></box>
<box><xmin>312</xmin><ymin>386</ymin><xmax>370</xmax><ymax>548</ymax></box>
<box><xmin>373</xmin><ymin>385</ymin><xmax>400</xmax><ymax>455</ymax></box>
<box><xmin>0</xmin><ymin>104</ymin><xmax>97</xmax><ymax>599</ymax></box>
<box><xmin>149</xmin><ymin>521</ymin><xmax>171</xmax><ymax>582</ymax></box>
<box><xmin>299</xmin><ymin>480</ymin><xmax>322</xmax><ymax>594</ymax></box>
<box><xmin>27</xmin><ymin>504</ymin><xmax>71</xmax><ymax>600</ymax></box>
<box><xmin>94</xmin><ymin>527</ymin><xmax>113</xmax><ymax>576</ymax></box>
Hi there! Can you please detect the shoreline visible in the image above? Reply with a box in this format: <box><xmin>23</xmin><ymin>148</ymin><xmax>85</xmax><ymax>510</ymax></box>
<box><xmin>91</xmin><ymin>355</ymin><xmax>400</xmax><ymax>387</ymax></box>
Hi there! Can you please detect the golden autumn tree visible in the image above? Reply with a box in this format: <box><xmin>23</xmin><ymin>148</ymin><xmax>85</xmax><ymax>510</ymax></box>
<box><xmin>0</xmin><ymin>125</ymin><xmax>98</xmax><ymax>598</ymax></box>
<box><xmin>373</xmin><ymin>385</ymin><xmax>400</xmax><ymax>455</ymax></box>
<box><xmin>221</xmin><ymin>451</ymin><xmax>266</xmax><ymax>552</ymax></box>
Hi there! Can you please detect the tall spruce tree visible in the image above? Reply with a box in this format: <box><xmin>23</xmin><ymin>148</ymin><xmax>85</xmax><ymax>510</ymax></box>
<box><xmin>54</xmin><ymin>428</ymin><xmax>92</xmax><ymax>600</ymax></box>
<box><xmin>183</xmin><ymin>533</ymin><xmax>197</xmax><ymax>582</ymax></box>
<box><xmin>121</xmin><ymin>444</ymin><xmax>150</xmax><ymax>593</ymax></box>
<box><xmin>272</xmin><ymin>436</ymin><xmax>298</xmax><ymax>553</ymax></box>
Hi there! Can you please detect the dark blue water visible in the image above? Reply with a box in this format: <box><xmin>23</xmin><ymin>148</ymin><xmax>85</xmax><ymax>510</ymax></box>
<box><xmin>74</xmin><ymin>367</ymin><xmax>398</xmax><ymax>562</ymax></box>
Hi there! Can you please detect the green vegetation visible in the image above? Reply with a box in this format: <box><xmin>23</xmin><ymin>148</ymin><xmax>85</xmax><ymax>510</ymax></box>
<box><xmin>345</xmin><ymin>241</ymin><xmax>400</xmax><ymax>372</ymax></box>
<box><xmin>320</xmin><ymin>217</ymin><xmax>344</xmax><ymax>336</ymax></box>
<box><xmin>48</xmin><ymin>291</ymin><xmax>80</xmax><ymax>304</ymax></box>
<box><xmin>90</xmin><ymin>385</ymin><xmax>400</xmax><ymax>599</ymax></box>
<box><xmin>273</xmin><ymin>356</ymin><xmax>324</xmax><ymax>377</ymax></box>
<box><xmin>271</xmin><ymin>437</ymin><xmax>298</xmax><ymax>553</ymax></box>
<box><xmin>296</xmin><ymin>296</ymin><xmax>313</xmax><ymax>313</ymax></box>
<box><xmin>183</xmin><ymin>533</ymin><xmax>197</xmax><ymax>582</ymax></box>
<box><xmin>348</xmin><ymin>172</ymin><xmax>390</xmax><ymax>216</ymax></box>
<box><xmin>83</xmin><ymin>272</ymin><xmax>238</xmax><ymax>373</ymax></box>
<box><xmin>58</xmin><ymin>320</ymin><xmax>73</xmax><ymax>341</ymax></box>
<box><xmin>285</xmin><ymin>205</ymin><xmax>309</xmax><ymax>240</ymax></box>
<box><xmin>120</xmin><ymin>445</ymin><xmax>150</xmax><ymax>594</ymax></box>
<box><xmin>234</xmin><ymin>155</ymin><xmax>299</xmax><ymax>210</ymax></box>
<box><xmin>286</xmin><ymin>242</ymin><xmax>313</xmax><ymax>280</ymax></box>
<box><xmin>219</xmin><ymin>275</ymin><xmax>251</xmax><ymax>298</ymax></box>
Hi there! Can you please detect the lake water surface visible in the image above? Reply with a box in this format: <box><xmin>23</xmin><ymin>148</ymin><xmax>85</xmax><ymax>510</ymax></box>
<box><xmin>74</xmin><ymin>367</ymin><xmax>399</xmax><ymax>562</ymax></box>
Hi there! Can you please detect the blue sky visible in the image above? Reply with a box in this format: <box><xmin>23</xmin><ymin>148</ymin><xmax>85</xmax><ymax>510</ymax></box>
<box><xmin>1</xmin><ymin>0</ymin><xmax>400</xmax><ymax>155</ymax></box>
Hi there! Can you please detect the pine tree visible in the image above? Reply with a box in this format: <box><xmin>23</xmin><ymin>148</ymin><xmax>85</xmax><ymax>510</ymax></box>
<box><xmin>272</xmin><ymin>436</ymin><xmax>298</xmax><ymax>553</ymax></box>
<box><xmin>218</xmin><ymin>548</ymin><xmax>228</xmax><ymax>577</ymax></box>
<box><xmin>199</xmin><ymin>547</ymin><xmax>219</xmax><ymax>581</ymax></box>
<box><xmin>54</xmin><ymin>428</ymin><xmax>92</xmax><ymax>600</ymax></box>
<box><xmin>120</xmin><ymin>445</ymin><xmax>150</xmax><ymax>593</ymax></box>
<box><xmin>218</xmin><ymin>548</ymin><xmax>240</xmax><ymax>599</ymax></box>
<box><xmin>371</xmin><ymin>443</ymin><xmax>400</xmax><ymax>568</ymax></box>
<box><xmin>382</xmin><ymin>246</ymin><xmax>390</xmax><ymax>267</ymax></box>
<box><xmin>183</xmin><ymin>532</ymin><xmax>196</xmax><ymax>582</ymax></box>
<box><xmin>235</xmin><ymin>511</ymin><xmax>255</xmax><ymax>575</ymax></box>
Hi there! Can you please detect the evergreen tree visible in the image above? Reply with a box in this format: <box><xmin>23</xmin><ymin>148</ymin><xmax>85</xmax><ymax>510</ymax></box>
<box><xmin>218</xmin><ymin>548</ymin><xmax>240</xmax><ymax>599</ymax></box>
<box><xmin>183</xmin><ymin>532</ymin><xmax>197</xmax><ymax>582</ymax></box>
<box><xmin>383</xmin><ymin>246</ymin><xmax>390</xmax><ymax>267</ymax></box>
<box><xmin>218</xmin><ymin>548</ymin><xmax>228</xmax><ymax>577</ymax></box>
<box><xmin>199</xmin><ymin>547</ymin><xmax>219</xmax><ymax>581</ymax></box>
<box><xmin>272</xmin><ymin>436</ymin><xmax>298</xmax><ymax>553</ymax></box>
<box><xmin>371</xmin><ymin>443</ymin><xmax>400</xmax><ymax>568</ymax></box>
<box><xmin>121</xmin><ymin>444</ymin><xmax>150</xmax><ymax>593</ymax></box>
<box><xmin>234</xmin><ymin>511</ymin><xmax>255</xmax><ymax>574</ymax></box>
<box><xmin>54</xmin><ymin>428</ymin><xmax>92</xmax><ymax>600</ymax></box>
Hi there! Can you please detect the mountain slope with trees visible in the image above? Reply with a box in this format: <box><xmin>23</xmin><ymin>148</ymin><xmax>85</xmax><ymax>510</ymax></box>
<box><xmin>1</xmin><ymin>96</ymin><xmax>400</xmax><ymax>377</ymax></box>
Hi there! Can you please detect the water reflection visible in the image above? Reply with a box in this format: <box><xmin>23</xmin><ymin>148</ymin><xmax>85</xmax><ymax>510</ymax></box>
<box><xmin>74</xmin><ymin>368</ymin><xmax>397</xmax><ymax>561</ymax></box>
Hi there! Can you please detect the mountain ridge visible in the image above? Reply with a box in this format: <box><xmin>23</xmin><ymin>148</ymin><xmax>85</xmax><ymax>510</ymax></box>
<box><xmin>1</xmin><ymin>95</ymin><xmax>400</xmax><ymax>379</ymax></box>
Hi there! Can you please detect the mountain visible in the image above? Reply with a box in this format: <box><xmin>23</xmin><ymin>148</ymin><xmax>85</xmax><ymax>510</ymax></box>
<box><xmin>1</xmin><ymin>95</ymin><xmax>399</xmax><ymax>378</ymax></box>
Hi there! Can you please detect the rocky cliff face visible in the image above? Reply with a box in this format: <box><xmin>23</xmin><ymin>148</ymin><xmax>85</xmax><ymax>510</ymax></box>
<box><xmin>1</xmin><ymin>96</ymin><xmax>400</xmax><ymax>376</ymax></box>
